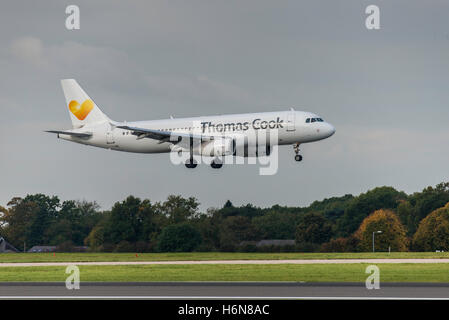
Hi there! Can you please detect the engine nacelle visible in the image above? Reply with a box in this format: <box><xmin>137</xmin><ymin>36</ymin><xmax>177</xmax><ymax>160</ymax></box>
<box><xmin>233</xmin><ymin>135</ymin><xmax>271</xmax><ymax>157</ymax></box>
<box><xmin>172</xmin><ymin>135</ymin><xmax>271</xmax><ymax>158</ymax></box>
<box><xmin>197</xmin><ymin>137</ymin><xmax>234</xmax><ymax>157</ymax></box>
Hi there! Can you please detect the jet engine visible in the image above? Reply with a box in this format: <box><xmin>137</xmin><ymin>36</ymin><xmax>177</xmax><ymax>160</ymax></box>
<box><xmin>233</xmin><ymin>135</ymin><xmax>271</xmax><ymax>157</ymax></box>
<box><xmin>197</xmin><ymin>137</ymin><xmax>234</xmax><ymax>157</ymax></box>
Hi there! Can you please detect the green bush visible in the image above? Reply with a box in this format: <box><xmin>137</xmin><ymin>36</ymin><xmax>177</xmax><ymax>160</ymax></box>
<box><xmin>114</xmin><ymin>240</ymin><xmax>135</xmax><ymax>252</ymax></box>
<box><xmin>56</xmin><ymin>240</ymin><xmax>75</xmax><ymax>252</ymax></box>
<box><xmin>320</xmin><ymin>237</ymin><xmax>359</xmax><ymax>252</ymax></box>
<box><xmin>156</xmin><ymin>223</ymin><xmax>202</xmax><ymax>252</ymax></box>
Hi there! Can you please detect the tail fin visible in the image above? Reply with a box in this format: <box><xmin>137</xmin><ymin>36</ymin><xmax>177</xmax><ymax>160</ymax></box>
<box><xmin>61</xmin><ymin>79</ymin><xmax>111</xmax><ymax>128</ymax></box>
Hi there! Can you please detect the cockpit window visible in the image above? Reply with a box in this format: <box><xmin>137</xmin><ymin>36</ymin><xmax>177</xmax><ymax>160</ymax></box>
<box><xmin>306</xmin><ymin>117</ymin><xmax>324</xmax><ymax>123</ymax></box>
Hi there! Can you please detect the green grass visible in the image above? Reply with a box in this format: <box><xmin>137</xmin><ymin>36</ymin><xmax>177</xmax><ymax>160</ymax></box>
<box><xmin>1</xmin><ymin>263</ymin><xmax>449</xmax><ymax>282</ymax></box>
<box><xmin>1</xmin><ymin>251</ymin><xmax>449</xmax><ymax>263</ymax></box>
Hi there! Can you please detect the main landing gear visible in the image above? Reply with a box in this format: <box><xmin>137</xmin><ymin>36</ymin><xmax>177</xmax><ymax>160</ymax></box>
<box><xmin>185</xmin><ymin>137</ymin><xmax>197</xmax><ymax>168</ymax></box>
<box><xmin>185</xmin><ymin>158</ymin><xmax>197</xmax><ymax>169</ymax></box>
<box><xmin>293</xmin><ymin>143</ymin><xmax>303</xmax><ymax>162</ymax></box>
<box><xmin>184</xmin><ymin>158</ymin><xmax>223</xmax><ymax>169</ymax></box>
<box><xmin>211</xmin><ymin>158</ymin><xmax>223</xmax><ymax>169</ymax></box>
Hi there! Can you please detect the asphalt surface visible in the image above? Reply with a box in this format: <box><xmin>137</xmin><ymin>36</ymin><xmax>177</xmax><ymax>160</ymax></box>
<box><xmin>1</xmin><ymin>282</ymin><xmax>449</xmax><ymax>299</ymax></box>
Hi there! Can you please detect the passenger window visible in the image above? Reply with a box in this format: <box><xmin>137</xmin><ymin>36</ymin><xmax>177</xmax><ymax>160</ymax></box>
<box><xmin>311</xmin><ymin>118</ymin><xmax>316</xmax><ymax>122</ymax></box>
<box><xmin>306</xmin><ymin>118</ymin><xmax>310</xmax><ymax>123</ymax></box>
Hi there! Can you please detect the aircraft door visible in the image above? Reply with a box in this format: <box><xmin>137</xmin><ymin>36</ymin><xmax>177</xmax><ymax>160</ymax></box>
<box><xmin>106</xmin><ymin>126</ymin><xmax>115</xmax><ymax>144</ymax></box>
<box><xmin>287</xmin><ymin>112</ymin><xmax>296</xmax><ymax>132</ymax></box>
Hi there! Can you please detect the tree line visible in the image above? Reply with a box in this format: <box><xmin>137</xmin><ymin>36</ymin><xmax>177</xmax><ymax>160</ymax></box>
<box><xmin>1</xmin><ymin>182</ymin><xmax>449</xmax><ymax>252</ymax></box>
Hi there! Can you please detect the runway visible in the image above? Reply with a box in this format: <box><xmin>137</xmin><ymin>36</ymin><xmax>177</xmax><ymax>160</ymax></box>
<box><xmin>1</xmin><ymin>282</ymin><xmax>449</xmax><ymax>299</ymax></box>
<box><xmin>2</xmin><ymin>259</ymin><xmax>449</xmax><ymax>267</ymax></box>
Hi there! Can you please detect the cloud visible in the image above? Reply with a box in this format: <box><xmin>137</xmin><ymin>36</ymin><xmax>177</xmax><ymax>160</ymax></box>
<box><xmin>4</xmin><ymin>36</ymin><xmax>151</xmax><ymax>102</ymax></box>
<box><xmin>9</xmin><ymin>36</ymin><xmax>46</xmax><ymax>67</ymax></box>
<box><xmin>145</xmin><ymin>74</ymin><xmax>253</xmax><ymax>104</ymax></box>
<box><xmin>319</xmin><ymin>125</ymin><xmax>449</xmax><ymax>169</ymax></box>
<box><xmin>7</xmin><ymin>36</ymin><xmax>252</xmax><ymax>106</ymax></box>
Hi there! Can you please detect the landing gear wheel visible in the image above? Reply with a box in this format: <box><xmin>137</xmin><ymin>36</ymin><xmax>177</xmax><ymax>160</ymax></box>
<box><xmin>293</xmin><ymin>143</ymin><xmax>302</xmax><ymax>162</ymax></box>
<box><xmin>185</xmin><ymin>159</ymin><xmax>197</xmax><ymax>169</ymax></box>
<box><xmin>211</xmin><ymin>159</ymin><xmax>223</xmax><ymax>169</ymax></box>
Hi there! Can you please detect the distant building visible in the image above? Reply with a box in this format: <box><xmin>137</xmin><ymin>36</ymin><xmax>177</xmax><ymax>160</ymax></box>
<box><xmin>27</xmin><ymin>245</ymin><xmax>89</xmax><ymax>253</ymax></box>
<box><xmin>239</xmin><ymin>239</ymin><xmax>296</xmax><ymax>247</ymax></box>
<box><xmin>28</xmin><ymin>246</ymin><xmax>57</xmax><ymax>253</ymax></box>
<box><xmin>0</xmin><ymin>237</ymin><xmax>19</xmax><ymax>253</ymax></box>
<box><xmin>256</xmin><ymin>240</ymin><xmax>295</xmax><ymax>247</ymax></box>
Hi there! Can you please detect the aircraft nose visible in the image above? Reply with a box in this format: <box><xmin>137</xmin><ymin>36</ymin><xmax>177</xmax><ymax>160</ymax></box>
<box><xmin>326</xmin><ymin>123</ymin><xmax>336</xmax><ymax>137</ymax></box>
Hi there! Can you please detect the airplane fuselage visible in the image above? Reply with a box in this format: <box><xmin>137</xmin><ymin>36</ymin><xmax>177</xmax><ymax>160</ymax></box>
<box><xmin>58</xmin><ymin>110</ymin><xmax>335</xmax><ymax>154</ymax></box>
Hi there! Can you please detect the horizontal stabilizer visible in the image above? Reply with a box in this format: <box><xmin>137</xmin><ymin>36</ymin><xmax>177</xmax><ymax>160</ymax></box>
<box><xmin>45</xmin><ymin>130</ymin><xmax>92</xmax><ymax>138</ymax></box>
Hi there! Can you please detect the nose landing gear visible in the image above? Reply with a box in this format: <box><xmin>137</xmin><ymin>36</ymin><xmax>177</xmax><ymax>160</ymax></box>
<box><xmin>293</xmin><ymin>143</ymin><xmax>302</xmax><ymax>162</ymax></box>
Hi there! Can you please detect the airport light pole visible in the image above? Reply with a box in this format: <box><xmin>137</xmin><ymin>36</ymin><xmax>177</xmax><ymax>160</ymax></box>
<box><xmin>372</xmin><ymin>231</ymin><xmax>382</xmax><ymax>253</ymax></box>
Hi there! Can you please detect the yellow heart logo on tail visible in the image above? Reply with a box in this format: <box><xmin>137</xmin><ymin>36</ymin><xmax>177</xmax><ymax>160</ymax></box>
<box><xmin>68</xmin><ymin>99</ymin><xmax>94</xmax><ymax>120</ymax></box>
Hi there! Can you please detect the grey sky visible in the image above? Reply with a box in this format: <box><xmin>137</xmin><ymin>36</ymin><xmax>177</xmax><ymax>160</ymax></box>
<box><xmin>1</xmin><ymin>1</ymin><xmax>448</xmax><ymax>211</ymax></box>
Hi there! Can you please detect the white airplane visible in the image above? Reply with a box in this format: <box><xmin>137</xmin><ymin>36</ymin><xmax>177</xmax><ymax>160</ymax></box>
<box><xmin>46</xmin><ymin>79</ymin><xmax>335</xmax><ymax>169</ymax></box>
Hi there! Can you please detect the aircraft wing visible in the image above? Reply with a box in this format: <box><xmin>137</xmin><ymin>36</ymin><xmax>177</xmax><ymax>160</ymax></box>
<box><xmin>116</xmin><ymin>125</ymin><xmax>214</xmax><ymax>144</ymax></box>
<box><xmin>45</xmin><ymin>130</ymin><xmax>92</xmax><ymax>138</ymax></box>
